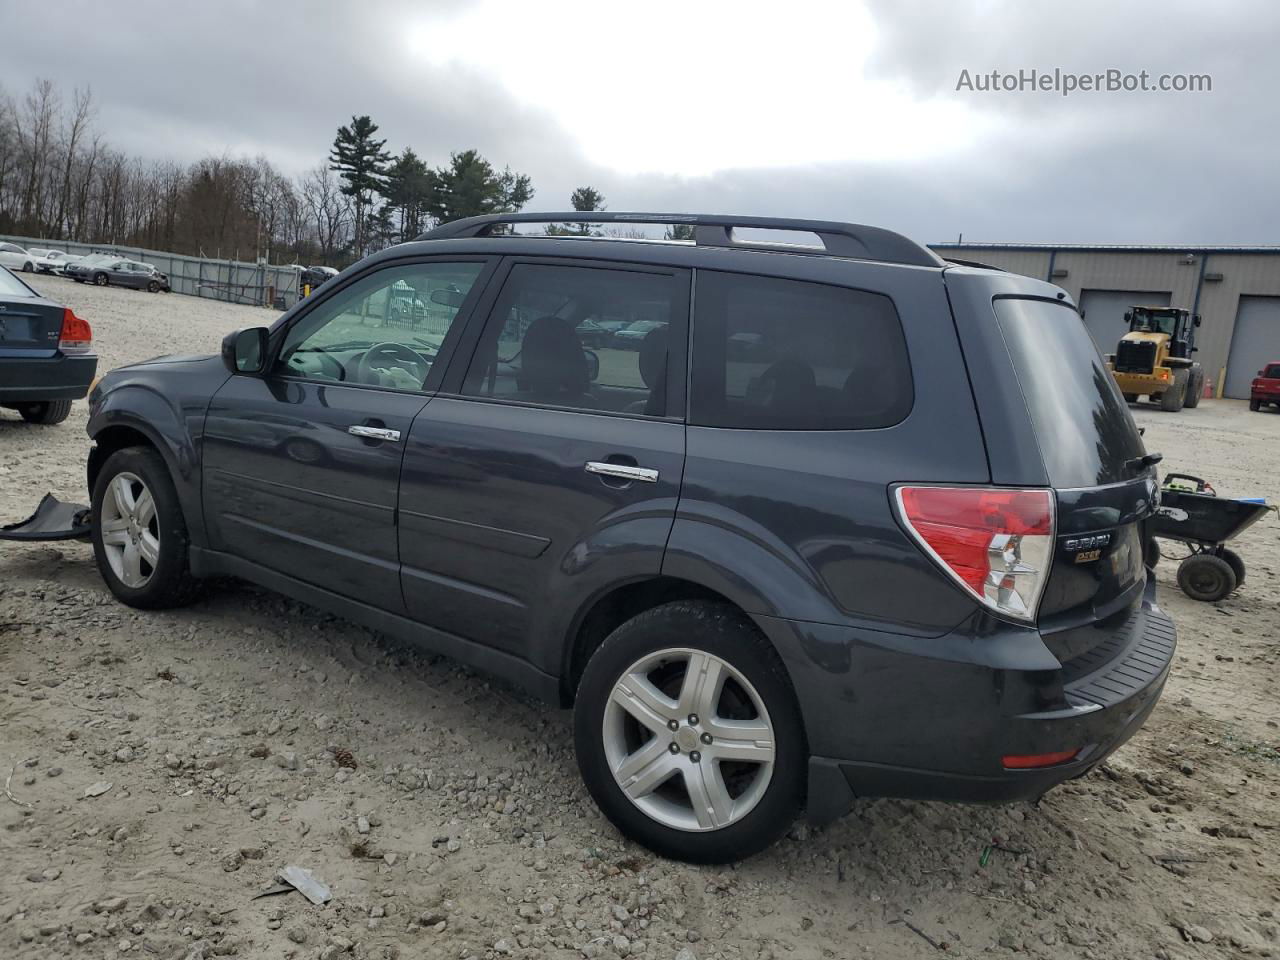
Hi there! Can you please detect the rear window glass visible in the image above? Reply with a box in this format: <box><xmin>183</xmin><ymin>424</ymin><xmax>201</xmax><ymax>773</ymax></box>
<box><xmin>690</xmin><ymin>271</ymin><xmax>912</xmax><ymax>429</ymax></box>
<box><xmin>0</xmin><ymin>268</ymin><xmax>35</xmax><ymax>297</ymax></box>
<box><xmin>993</xmin><ymin>297</ymin><xmax>1146</xmax><ymax>487</ymax></box>
<box><xmin>1265</xmin><ymin>364</ymin><xmax>1280</xmax><ymax>379</ymax></box>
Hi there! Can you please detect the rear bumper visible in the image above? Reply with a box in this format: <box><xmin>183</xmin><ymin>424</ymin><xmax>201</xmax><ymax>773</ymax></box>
<box><xmin>0</xmin><ymin>354</ymin><xmax>98</xmax><ymax>402</ymax></box>
<box><xmin>753</xmin><ymin>579</ymin><xmax>1175</xmax><ymax>824</ymax></box>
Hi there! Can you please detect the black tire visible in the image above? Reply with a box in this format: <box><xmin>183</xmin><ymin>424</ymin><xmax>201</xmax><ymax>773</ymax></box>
<box><xmin>147</xmin><ymin>279</ymin><xmax>160</xmax><ymax>293</ymax></box>
<box><xmin>1160</xmin><ymin>369</ymin><xmax>1188</xmax><ymax>412</ymax></box>
<box><xmin>90</xmin><ymin>446</ymin><xmax>201</xmax><ymax>609</ymax></box>
<box><xmin>1145</xmin><ymin>538</ymin><xmax>1161</xmax><ymax>570</ymax></box>
<box><xmin>1250</xmin><ymin>399</ymin><xmax>1261</xmax><ymax>412</ymax></box>
<box><xmin>1176</xmin><ymin>554</ymin><xmax>1236</xmax><ymax>602</ymax></box>
<box><xmin>21</xmin><ymin>260</ymin><xmax>34</xmax><ymax>273</ymax></box>
<box><xmin>1183</xmin><ymin>366</ymin><xmax>1204</xmax><ymax>408</ymax></box>
<box><xmin>1123</xmin><ymin>393</ymin><xmax>1139</xmax><ymax>403</ymax></box>
<box><xmin>574</xmin><ymin>601</ymin><xmax>806</xmax><ymax>864</ymax></box>
<box><xmin>17</xmin><ymin>400</ymin><xmax>72</xmax><ymax>424</ymax></box>
<box><xmin>1219</xmin><ymin>548</ymin><xmax>1245</xmax><ymax>587</ymax></box>
<box><xmin>93</xmin><ymin>272</ymin><xmax>108</xmax><ymax>286</ymax></box>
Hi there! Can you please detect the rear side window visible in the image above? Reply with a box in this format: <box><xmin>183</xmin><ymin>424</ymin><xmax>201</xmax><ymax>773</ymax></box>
<box><xmin>690</xmin><ymin>271</ymin><xmax>912</xmax><ymax>429</ymax></box>
<box><xmin>993</xmin><ymin>297</ymin><xmax>1146</xmax><ymax>487</ymax></box>
<box><xmin>1265</xmin><ymin>364</ymin><xmax>1280</xmax><ymax>378</ymax></box>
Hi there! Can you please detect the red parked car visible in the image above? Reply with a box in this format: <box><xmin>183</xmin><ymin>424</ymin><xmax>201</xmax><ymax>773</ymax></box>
<box><xmin>1250</xmin><ymin>362</ymin><xmax>1280</xmax><ymax>411</ymax></box>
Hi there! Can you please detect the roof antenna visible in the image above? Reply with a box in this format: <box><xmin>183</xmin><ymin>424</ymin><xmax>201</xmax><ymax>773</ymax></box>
<box><xmin>957</xmin><ymin>232</ymin><xmax>963</xmax><ymax>244</ymax></box>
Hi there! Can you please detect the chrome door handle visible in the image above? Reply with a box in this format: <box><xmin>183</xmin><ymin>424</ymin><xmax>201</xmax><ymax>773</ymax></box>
<box><xmin>585</xmin><ymin>461</ymin><xmax>659</xmax><ymax>483</ymax></box>
<box><xmin>348</xmin><ymin>425</ymin><xmax>401</xmax><ymax>442</ymax></box>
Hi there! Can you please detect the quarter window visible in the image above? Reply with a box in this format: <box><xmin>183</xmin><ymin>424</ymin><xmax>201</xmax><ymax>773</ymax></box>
<box><xmin>690</xmin><ymin>271</ymin><xmax>913</xmax><ymax>429</ymax></box>
<box><xmin>278</xmin><ymin>261</ymin><xmax>484</xmax><ymax>390</ymax></box>
<box><xmin>461</xmin><ymin>263</ymin><xmax>682</xmax><ymax>416</ymax></box>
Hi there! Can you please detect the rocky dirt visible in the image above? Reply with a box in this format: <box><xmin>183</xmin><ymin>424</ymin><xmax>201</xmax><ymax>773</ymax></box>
<box><xmin>2</xmin><ymin>275</ymin><xmax>1279</xmax><ymax>960</ymax></box>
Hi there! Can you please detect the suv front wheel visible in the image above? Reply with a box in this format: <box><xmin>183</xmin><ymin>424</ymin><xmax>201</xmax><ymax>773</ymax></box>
<box><xmin>574</xmin><ymin>601</ymin><xmax>805</xmax><ymax>863</ymax></box>
<box><xmin>90</xmin><ymin>447</ymin><xmax>201</xmax><ymax>609</ymax></box>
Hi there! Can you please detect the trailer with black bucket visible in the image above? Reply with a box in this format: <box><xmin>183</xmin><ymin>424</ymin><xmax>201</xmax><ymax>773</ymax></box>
<box><xmin>1148</xmin><ymin>474</ymin><xmax>1275</xmax><ymax>602</ymax></box>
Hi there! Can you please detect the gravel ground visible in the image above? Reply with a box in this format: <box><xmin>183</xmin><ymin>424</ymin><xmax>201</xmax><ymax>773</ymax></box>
<box><xmin>2</xmin><ymin>274</ymin><xmax>1279</xmax><ymax>960</ymax></box>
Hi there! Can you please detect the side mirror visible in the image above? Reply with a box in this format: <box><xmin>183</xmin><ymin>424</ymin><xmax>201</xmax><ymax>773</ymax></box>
<box><xmin>1193</xmin><ymin>315</ymin><xmax>1202</xmax><ymax>327</ymax></box>
<box><xmin>1123</xmin><ymin>311</ymin><xmax>1131</xmax><ymax>323</ymax></box>
<box><xmin>429</xmin><ymin>288</ymin><xmax>466</xmax><ymax>308</ymax></box>
<box><xmin>222</xmin><ymin>327</ymin><xmax>268</xmax><ymax>375</ymax></box>
<box><xmin>583</xmin><ymin>349</ymin><xmax>600</xmax><ymax>381</ymax></box>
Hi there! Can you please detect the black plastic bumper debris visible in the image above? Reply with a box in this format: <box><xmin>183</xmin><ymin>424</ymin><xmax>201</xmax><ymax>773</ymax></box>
<box><xmin>0</xmin><ymin>494</ymin><xmax>92</xmax><ymax>541</ymax></box>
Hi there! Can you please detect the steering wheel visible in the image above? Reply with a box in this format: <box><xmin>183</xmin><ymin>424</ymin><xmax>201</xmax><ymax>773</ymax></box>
<box><xmin>354</xmin><ymin>341</ymin><xmax>432</xmax><ymax>388</ymax></box>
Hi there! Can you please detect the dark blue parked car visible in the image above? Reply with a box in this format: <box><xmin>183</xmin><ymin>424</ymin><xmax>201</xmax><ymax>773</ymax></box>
<box><xmin>64</xmin><ymin>213</ymin><xmax>1173</xmax><ymax>862</ymax></box>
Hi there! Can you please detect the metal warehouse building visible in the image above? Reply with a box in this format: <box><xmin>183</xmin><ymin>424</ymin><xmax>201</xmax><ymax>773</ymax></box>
<box><xmin>928</xmin><ymin>243</ymin><xmax>1280</xmax><ymax>399</ymax></box>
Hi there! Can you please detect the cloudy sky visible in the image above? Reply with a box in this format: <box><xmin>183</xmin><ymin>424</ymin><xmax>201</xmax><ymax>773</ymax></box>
<box><xmin>2</xmin><ymin>0</ymin><xmax>1275</xmax><ymax>244</ymax></box>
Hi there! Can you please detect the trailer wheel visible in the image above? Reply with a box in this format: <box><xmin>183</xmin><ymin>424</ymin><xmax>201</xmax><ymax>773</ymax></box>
<box><xmin>1160</xmin><ymin>369</ymin><xmax>1189</xmax><ymax>412</ymax></box>
<box><xmin>1123</xmin><ymin>393</ymin><xmax>1138</xmax><ymax>403</ymax></box>
<box><xmin>1177</xmin><ymin>554</ymin><xmax>1236</xmax><ymax>602</ymax></box>
<box><xmin>1219</xmin><ymin>548</ymin><xmax>1245</xmax><ymax>586</ymax></box>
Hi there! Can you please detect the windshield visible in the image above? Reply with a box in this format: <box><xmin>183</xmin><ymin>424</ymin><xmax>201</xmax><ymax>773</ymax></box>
<box><xmin>1131</xmin><ymin>310</ymin><xmax>1179</xmax><ymax>335</ymax></box>
<box><xmin>994</xmin><ymin>297</ymin><xmax>1147</xmax><ymax>487</ymax></box>
<box><xmin>0</xmin><ymin>268</ymin><xmax>36</xmax><ymax>297</ymax></box>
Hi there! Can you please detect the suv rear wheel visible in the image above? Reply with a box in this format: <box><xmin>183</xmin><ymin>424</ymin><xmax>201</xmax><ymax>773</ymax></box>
<box><xmin>91</xmin><ymin>447</ymin><xmax>200</xmax><ymax>609</ymax></box>
<box><xmin>574</xmin><ymin>601</ymin><xmax>805</xmax><ymax>863</ymax></box>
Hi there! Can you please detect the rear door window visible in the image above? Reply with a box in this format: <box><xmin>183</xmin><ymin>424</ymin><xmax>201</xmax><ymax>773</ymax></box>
<box><xmin>460</xmin><ymin>262</ymin><xmax>686</xmax><ymax>417</ymax></box>
<box><xmin>992</xmin><ymin>297</ymin><xmax>1146</xmax><ymax>487</ymax></box>
<box><xmin>689</xmin><ymin>270</ymin><xmax>912</xmax><ymax>429</ymax></box>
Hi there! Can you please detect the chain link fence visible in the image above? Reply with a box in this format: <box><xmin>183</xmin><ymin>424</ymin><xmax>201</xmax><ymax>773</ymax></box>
<box><xmin>0</xmin><ymin>234</ymin><xmax>301</xmax><ymax>309</ymax></box>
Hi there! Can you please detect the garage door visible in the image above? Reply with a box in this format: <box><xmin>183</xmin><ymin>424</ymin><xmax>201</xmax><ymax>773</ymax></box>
<box><xmin>1225</xmin><ymin>296</ymin><xmax>1280</xmax><ymax>399</ymax></box>
<box><xmin>1077</xmin><ymin>289</ymin><xmax>1172</xmax><ymax>350</ymax></box>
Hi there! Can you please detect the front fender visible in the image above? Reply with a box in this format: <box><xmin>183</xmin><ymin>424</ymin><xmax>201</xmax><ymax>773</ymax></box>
<box><xmin>87</xmin><ymin>383</ymin><xmax>208</xmax><ymax>547</ymax></box>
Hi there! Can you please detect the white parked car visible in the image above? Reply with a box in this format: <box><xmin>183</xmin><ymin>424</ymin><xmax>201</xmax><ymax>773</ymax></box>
<box><xmin>0</xmin><ymin>242</ymin><xmax>37</xmax><ymax>273</ymax></box>
<box><xmin>24</xmin><ymin>248</ymin><xmax>80</xmax><ymax>274</ymax></box>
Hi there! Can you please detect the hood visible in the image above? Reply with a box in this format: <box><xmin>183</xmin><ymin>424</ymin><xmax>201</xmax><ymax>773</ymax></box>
<box><xmin>1119</xmin><ymin>331</ymin><xmax>1168</xmax><ymax>345</ymax></box>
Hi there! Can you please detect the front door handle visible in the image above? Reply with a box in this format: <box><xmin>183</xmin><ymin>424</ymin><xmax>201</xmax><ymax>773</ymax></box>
<box><xmin>585</xmin><ymin>461</ymin><xmax>659</xmax><ymax>483</ymax></box>
<box><xmin>348</xmin><ymin>425</ymin><xmax>401</xmax><ymax>442</ymax></box>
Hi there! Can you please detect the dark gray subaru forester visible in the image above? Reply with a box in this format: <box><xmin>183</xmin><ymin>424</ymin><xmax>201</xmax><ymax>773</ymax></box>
<box><xmin>79</xmin><ymin>213</ymin><xmax>1174</xmax><ymax>863</ymax></box>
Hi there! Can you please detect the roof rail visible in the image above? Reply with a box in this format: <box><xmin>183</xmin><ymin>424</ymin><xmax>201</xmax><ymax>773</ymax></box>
<box><xmin>416</xmin><ymin>212</ymin><xmax>943</xmax><ymax>268</ymax></box>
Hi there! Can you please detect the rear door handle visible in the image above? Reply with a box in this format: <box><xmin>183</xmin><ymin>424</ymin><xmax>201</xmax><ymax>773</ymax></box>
<box><xmin>585</xmin><ymin>461</ymin><xmax>659</xmax><ymax>483</ymax></box>
<box><xmin>348</xmin><ymin>425</ymin><xmax>401</xmax><ymax>442</ymax></box>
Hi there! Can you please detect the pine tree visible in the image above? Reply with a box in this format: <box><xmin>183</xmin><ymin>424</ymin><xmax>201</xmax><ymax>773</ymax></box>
<box><xmin>430</xmin><ymin>150</ymin><xmax>534</xmax><ymax>224</ymax></box>
<box><xmin>569</xmin><ymin>185</ymin><xmax>605</xmax><ymax>235</ymax></box>
<box><xmin>328</xmin><ymin>116</ymin><xmax>390</xmax><ymax>256</ymax></box>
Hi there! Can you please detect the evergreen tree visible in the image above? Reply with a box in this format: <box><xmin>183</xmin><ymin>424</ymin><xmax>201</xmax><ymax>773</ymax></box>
<box><xmin>431</xmin><ymin>150</ymin><xmax>534</xmax><ymax>224</ymax></box>
<box><xmin>328</xmin><ymin>115</ymin><xmax>390</xmax><ymax>256</ymax></box>
<box><xmin>569</xmin><ymin>185</ymin><xmax>605</xmax><ymax>235</ymax></box>
<box><xmin>384</xmin><ymin>147</ymin><xmax>435</xmax><ymax>242</ymax></box>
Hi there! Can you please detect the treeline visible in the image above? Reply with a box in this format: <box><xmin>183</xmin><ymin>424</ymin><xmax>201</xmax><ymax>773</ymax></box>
<box><xmin>0</xmin><ymin>78</ymin><xmax>606</xmax><ymax>267</ymax></box>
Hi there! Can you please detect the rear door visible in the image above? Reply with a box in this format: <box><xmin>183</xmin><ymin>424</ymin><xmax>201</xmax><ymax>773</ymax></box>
<box><xmin>202</xmin><ymin>257</ymin><xmax>493</xmax><ymax>611</ymax></box>
<box><xmin>396</xmin><ymin>258</ymin><xmax>689</xmax><ymax>666</ymax></box>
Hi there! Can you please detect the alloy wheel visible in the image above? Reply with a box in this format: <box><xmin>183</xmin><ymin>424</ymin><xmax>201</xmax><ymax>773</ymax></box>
<box><xmin>99</xmin><ymin>472</ymin><xmax>160</xmax><ymax>588</ymax></box>
<box><xmin>602</xmin><ymin>647</ymin><xmax>775</xmax><ymax>832</ymax></box>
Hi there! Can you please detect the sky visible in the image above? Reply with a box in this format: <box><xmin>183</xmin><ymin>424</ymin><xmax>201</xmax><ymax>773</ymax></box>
<box><xmin>2</xmin><ymin>0</ymin><xmax>1276</xmax><ymax>244</ymax></box>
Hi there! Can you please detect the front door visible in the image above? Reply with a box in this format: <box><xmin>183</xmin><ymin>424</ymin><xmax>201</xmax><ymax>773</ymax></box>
<box><xmin>202</xmin><ymin>257</ymin><xmax>491</xmax><ymax>611</ymax></box>
<box><xmin>397</xmin><ymin>259</ymin><xmax>689</xmax><ymax>666</ymax></box>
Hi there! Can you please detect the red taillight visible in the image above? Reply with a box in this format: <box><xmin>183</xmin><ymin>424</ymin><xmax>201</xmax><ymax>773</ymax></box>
<box><xmin>58</xmin><ymin>309</ymin><xmax>92</xmax><ymax>354</ymax></box>
<box><xmin>896</xmin><ymin>486</ymin><xmax>1055</xmax><ymax>622</ymax></box>
<box><xmin>1002</xmin><ymin>749</ymin><xmax>1080</xmax><ymax>769</ymax></box>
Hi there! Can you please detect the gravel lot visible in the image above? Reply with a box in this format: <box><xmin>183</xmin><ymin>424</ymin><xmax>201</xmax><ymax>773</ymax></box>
<box><xmin>2</xmin><ymin>275</ymin><xmax>1279</xmax><ymax>960</ymax></box>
